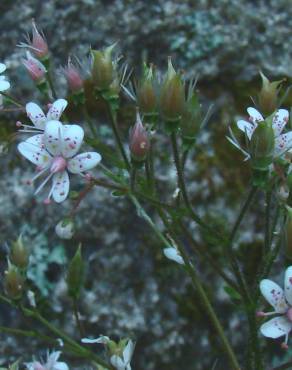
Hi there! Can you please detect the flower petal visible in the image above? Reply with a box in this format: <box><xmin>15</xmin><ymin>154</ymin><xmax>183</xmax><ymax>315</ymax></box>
<box><xmin>18</xmin><ymin>135</ymin><xmax>51</xmax><ymax>166</ymax></box>
<box><xmin>111</xmin><ymin>355</ymin><xmax>125</xmax><ymax>370</ymax></box>
<box><xmin>272</xmin><ymin>109</ymin><xmax>289</xmax><ymax>136</ymax></box>
<box><xmin>44</xmin><ymin>120</ymin><xmax>63</xmax><ymax>156</ymax></box>
<box><xmin>123</xmin><ymin>340</ymin><xmax>135</xmax><ymax>364</ymax></box>
<box><xmin>237</xmin><ymin>120</ymin><xmax>256</xmax><ymax>140</ymax></box>
<box><xmin>0</xmin><ymin>63</ymin><xmax>6</xmax><ymax>73</ymax></box>
<box><xmin>52</xmin><ymin>171</ymin><xmax>70</xmax><ymax>203</ymax></box>
<box><xmin>53</xmin><ymin>362</ymin><xmax>69</xmax><ymax>370</ymax></box>
<box><xmin>247</xmin><ymin>107</ymin><xmax>264</xmax><ymax>124</ymax></box>
<box><xmin>67</xmin><ymin>152</ymin><xmax>101</xmax><ymax>174</ymax></box>
<box><xmin>260</xmin><ymin>279</ymin><xmax>288</xmax><ymax>313</ymax></box>
<box><xmin>260</xmin><ymin>316</ymin><xmax>292</xmax><ymax>339</ymax></box>
<box><xmin>284</xmin><ymin>266</ymin><xmax>292</xmax><ymax>306</ymax></box>
<box><xmin>163</xmin><ymin>247</ymin><xmax>185</xmax><ymax>265</ymax></box>
<box><xmin>47</xmin><ymin>99</ymin><xmax>68</xmax><ymax>121</ymax></box>
<box><xmin>26</xmin><ymin>102</ymin><xmax>47</xmax><ymax>129</ymax></box>
<box><xmin>274</xmin><ymin>132</ymin><xmax>292</xmax><ymax>157</ymax></box>
<box><xmin>61</xmin><ymin>124</ymin><xmax>84</xmax><ymax>158</ymax></box>
<box><xmin>0</xmin><ymin>79</ymin><xmax>10</xmax><ymax>91</ymax></box>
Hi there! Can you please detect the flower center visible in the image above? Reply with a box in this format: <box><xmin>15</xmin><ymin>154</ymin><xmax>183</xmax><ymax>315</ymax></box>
<box><xmin>286</xmin><ymin>307</ymin><xmax>292</xmax><ymax>322</ymax></box>
<box><xmin>50</xmin><ymin>156</ymin><xmax>67</xmax><ymax>173</ymax></box>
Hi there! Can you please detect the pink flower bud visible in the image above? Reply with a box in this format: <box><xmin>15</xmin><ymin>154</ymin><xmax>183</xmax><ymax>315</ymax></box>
<box><xmin>23</xmin><ymin>51</ymin><xmax>46</xmax><ymax>82</ymax></box>
<box><xmin>62</xmin><ymin>58</ymin><xmax>83</xmax><ymax>92</ymax></box>
<box><xmin>129</xmin><ymin>111</ymin><xmax>150</xmax><ymax>162</ymax></box>
<box><xmin>31</xmin><ymin>20</ymin><xmax>49</xmax><ymax>59</ymax></box>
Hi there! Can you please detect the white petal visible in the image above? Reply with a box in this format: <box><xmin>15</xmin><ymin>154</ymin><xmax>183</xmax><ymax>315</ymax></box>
<box><xmin>163</xmin><ymin>247</ymin><xmax>185</xmax><ymax>265</ymax></box>
<box><xmin>47</xmin><ymin>99</ymin><xmax>68</xmax><ymax>121</ymax></box>
<box><xmin>0</xmin><ymin>63</ymin><xmax>6</xmax><ymax>73</ymax></box>
<box><xmin>260</xmin><ymin>279</ymin><xmax>288</xmax><ymax>313</ymax></box>
<box><xmin>18</xmin><ymin>135</ymin><xmax>52</xmax><ymax>166</ymax></box>
<box><xmin>260</xmin><ymin>316</ymin><xmax>292</xmax><ymax>339</ymax></box>
<box><xmin>53</xmin><ymin>362</ymin><xmax>69</xmax><ymax>370</ymax></box>
<box><xmin>237</xmin><ymin>120</ymin><xmax>256</xmax><ymax>140</ymax></box>
<box><xmin>44</xmin><ymin>120</ymin><xmax>63</xmax><ymax>156</ymax></box>
<box><xmin>123</xmin><ymin>340</ymin><xmax>135</xmax><ymax>364</ymax></box>
<box><xmin>52</xmin><ymin>171</ymin><xmax>70</xmax><ymax>203</ymax></box>
<box><xmin>247</xmin><ymin>107</ymin><xmax>264</xmax><ymax>124</ymax></box>
<box><xmin>111</xmin><ymin>355</ymin><xmax>125</xmax><ymax>370</ymax></box>
<box><xmin>272</xmin><ymin>109</ymin><xmax>289</xmax><ymax>136</ymax></box>
<box><xmin>284</xmin><ymin>266</ymin><xmax>292</xmax><ymax>306</ymax></box>
<box><xmin>81</xmin><ymin>336</ymin><xmax>110</xmax><ymax>344</ymax></box>
<box><xmin>274</xmin><ymin>132</ymin><xmax>292</xmax><ymax>157</ymax></box>
<box><xmin>26</xmin><ymin>102</ymin><xmax>47</xmax><ymax>129</ymax></box>
<box><xmin>67</xmin><ymin>152</ymin><xmax>101</xmax><ymax>174</ymax></box>
<box><xmin>61</xmin><ymin>124</ymin><xmax>84</xmax><ymax>158</ymax></box>
<box><xmin>0</xmin><ymin>80</ymin><xmax>10</xmax><ymax>91</ymax></box>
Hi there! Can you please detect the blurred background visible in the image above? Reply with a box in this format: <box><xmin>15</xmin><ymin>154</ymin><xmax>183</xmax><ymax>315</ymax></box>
<box><xmin>0</xmin><ymin>0</ymin><xmax>292</xmax><ymax>369</ymax></box>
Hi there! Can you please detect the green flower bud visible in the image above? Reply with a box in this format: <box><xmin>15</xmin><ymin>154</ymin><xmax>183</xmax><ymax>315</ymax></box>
<box><xmin>91</xmin><ymin>44</ymin><xmax>116</xmax><ymax>91</ymax></box>
<box><xmin>137</xmin><ymin>64</ymin><xmax>157</xmax><ymax>115</ymax></box>
<box><xmin>4</xmin><ymin>264</ymin><xmax>25</xmax><ymax>300</ymax></box>
<box><xmin>250</xmin><ymin>118</ymin><xmax>275</xmax><ymax>170</ymax></box>
<box><xmin>160</xmin><ymin>58</ymin><xmax>185</xmax><ymax>123</ymax></box>
<box><xmin>180</xmin><ymin>90</ymin><xmax>201</xmax><ymax>145</ymax></box>
<box><xmin>258</xmin><ymin>72</ymin><xmax>283</xmax><ymax>116</ymax></box>
<box><xmin>67</xmin><ymin>245</ymin><xmax>85</xmax><ymax>299</ymax></box>
<box><xmin>10</xmin><ymin>235</ymin><xmax>29</xmax><ymax>269</ymax></box>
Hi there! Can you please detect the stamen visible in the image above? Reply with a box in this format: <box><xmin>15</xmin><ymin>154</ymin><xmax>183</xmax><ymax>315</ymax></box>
<box><xmin>256</xmin><ymin>311</ymin><xmax>277</xmax><ymax>317</ymax></box>
<box><xmin>34</xmin><ymin>172</ymin><xmax>53</xmax><ymax>195</ymax></box>
<box><xmin>281</xmin><ymin>333</ymin><xmax>289</xmax><ymax>350</ymax></box>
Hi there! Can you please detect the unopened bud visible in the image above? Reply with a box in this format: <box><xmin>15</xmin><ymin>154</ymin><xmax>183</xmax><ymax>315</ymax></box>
<box><xmin>180</xmin><ymin>90</ymin><xmax>201</xmax><ymax>144</ymax></box>
<box><xmin>91</xmin><ymin>44</ymin><xmax>116</xmax><ymax>91</ymax></box>
<box><xmin>67</xmin><ymin>245</ymin><xmax>85</xmax><ymax>299</ymax></box>
<box><xmin>10</xmin><ymin>235</ymin><xmax>29</xmax><ymax>269</ymax></box>
<box><xmin>258</xmin><ymin>72</ymin><xmax>283</xmax><ymax>116</ymax></box>
<box><xmin>62</xmin><ymin>58</ymin><xmax>83</xmax><ymax>93</ymax></box>
<box><xmin>129</xmin><ymin>111</ymin><xmax>150</xmax><ymax>162</ymax></box>
<box><xmin>137</xmin><ymin>64</ymin><xmax>157</xmax><ymax>115</ymax></box>
<box><xmin>55</xmin><ymin>218</ymin><xmax>75</xmax><ymax>240</ymax></box>
<box><xmin>23</xmin><ymin>51</ymin><xmax>46</xmax><ymax>83</ymax></box>
<box><xmin>160</xmin><ymin>58</ymin><xmax>185</xmax><ymax>122</ymax></box>
<box><xmin>4</xmin><ymin>264</ymin><xmax>25</xmax><ymax>300</ymax></box>
<box><xmin>277</xmin><ymin>184</ymin><xmax>289</xmax><ymax>202</ymax></box>
<box><xmin>250</xmin><ymin>118</ymin><xmax>275</xmax><ymax>170</ymax></box>
<box><xmin>31</xmin><ymin>20</ymin><xmax>49</xmax><ymax>60</ymax></box>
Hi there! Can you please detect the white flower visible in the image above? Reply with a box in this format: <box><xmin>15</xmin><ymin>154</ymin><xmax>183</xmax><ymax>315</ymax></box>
<box><xmin>0</xmin><ymin>62</ymin><xmax>11</xmax><ymax>107</ymax></box>
<box><xmin>163</xmin><ymin>247</ymin><xmax>185</xmax><ymax>265</ymax></box>
<box><xmin>81</xmin><ymin>335</ymin><xmax>110</xmax><ymax>344</ymax></box>
<box><xmin>258</xmin><ymin>266</ymin><xmax>292</xmax><ymax>349</ymax></box>
<box><xmin>17</xmin><ymin>99</ymin><xmax>68</xmax><ymax>133</ymax></box>
<box><xmin>0</xmin><ymin>63</ymin><xmax>10</xmax><ymax>91</ymax></box>
<box><xmin>26</xmin><ymin>351</ymin><xmax>68</xmax><ymax>370</ymax></box>
<box><xmin>18</xmin><ymin>120</ymin><xmax>101</xmax><ymax>203</ymax></box>
<box><xmin>237</xmin><ymin>107</ymin><xmax>291</xmax><ymax>157</ymax></box>
<box><xmin>110</xmin><ymin>339</ymin><xmax>135</xmax><ymax>370</ymax></box>
<box><xmin>55</xmin><ymin>219</ymin><xmax>75</xmax><ymax>239</ymax></box>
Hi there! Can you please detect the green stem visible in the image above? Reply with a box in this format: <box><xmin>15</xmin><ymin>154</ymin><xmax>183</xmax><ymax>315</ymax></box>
<box><xmin>83</xmin><ymin>104</ymin><xmax>97</xmax><ymax>137</ymax></box>
<box><xmin>73</xmin><ymin>299</ymin><xmax>85</xmax><ymax>338</ymax></box>
<box><xmin>46</xmin><ymin>70</ymin><xmax>57</xmax><ymax>100</ymax></box>
<box><xmin>105</xmin><ymin>102</ymin><xmax>131</xmax><ymax>171</ymax></box>
<box><xmin>264</xmin><ymin>191</ymin><xmax>272</xmax><ymax>254</ymax></box>
<box><xmin>129</xmin><ymin>195</ymin><xmax>240</xmax><ymax>370</ymax></box>
<box><xmin>130</xmin><ymin>166</ymin><xmax>137</xmax><ymax>192</ymax></box>
<box><xmin>170</xmin><ymin>132</ymin><xmax>220</xmax><ymax>239</ymax></box>
<box><xmin>0</xmin><ymin>92</ymin><xmax>23</xmax><ymax>108</ymax></box>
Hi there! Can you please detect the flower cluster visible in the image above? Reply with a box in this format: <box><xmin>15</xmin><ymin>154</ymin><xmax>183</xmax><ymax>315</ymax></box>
<box><xmin>17</xmin><ymin>99</ymin><xmax>101</xmax><ymax>203</ymax></box>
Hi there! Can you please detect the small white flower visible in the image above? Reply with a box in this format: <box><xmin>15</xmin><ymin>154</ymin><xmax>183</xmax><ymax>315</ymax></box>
<box><xmin>0</xmin><ymin>62</ymin><xmax>11</xmax><ymax>107</ymax></box>
<box><xmin>26</xmin><ymin>351</ymin><xmax>68</xmax><ymax>370</ymax></box>
<box><xmin>81</xmin><ymin>335</ymin><xmax>110</xmax><ymax>344</ymax></box>
<box><xmin>18</xmin><ymin>120</ymin><xmax>101</xmax><ymax>203</ymax></box>
<box><xmin>110</xmin><ymin>339</ymin><xmax>135</xmax><ymax>370</ymax></box>
<box><xmin>55</xmin><ymin>219</ymin><xmax>75</xmax><ymax>239</ymax></box>
<box><xmin>258</xmin><ymin>266</ymin><xmax>292</xmax><ymax>349</ymax></box>
<box><xmin>163</xmin><ymin>247</ymin><xmax>185</xmax><ymax>265</ymax></box>
<box><xmin>236</xmin><ymin>107</ymin><xmax>291</xmax><ymax>157</ymax></box>
<box><xmin>17</xmin><ymin>99</ymin><xmax>67</xmax><ymax>134</ymax></box>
